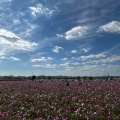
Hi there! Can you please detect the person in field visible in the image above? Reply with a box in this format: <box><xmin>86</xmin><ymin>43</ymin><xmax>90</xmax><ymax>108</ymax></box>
<box><xmin>79</xmin><ymin>82</ymin><xmax>82</xmax><ymax>86</ymax></box>
<box><xmin>66</xmin><ymin>81</ymin><xmax>69</xmax><ymax>86</ymax></box>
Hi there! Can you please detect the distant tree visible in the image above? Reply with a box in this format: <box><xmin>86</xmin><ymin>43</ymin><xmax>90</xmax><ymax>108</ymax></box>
<box><xmin>28</xmin><ymin>76</ymin><xmax>31</xmax><ymax>80</ymax></box>
<box><xmin>48</xmin><ymin>76</ymin><xmax>51</xmax><ymax>80</ymax></box>
<box><xmin>31</xmin><ymin>75</ymin><xmax>36</xmax><ymax>81</ymax></box>
<box><xmin>77</xmin><ymin>76</ymin><xmax>81</xmax><ymax>81</ymax></box>
<box><xmin>83</xmin><ymin>76</ymin><xmax>86</xmax><ymax>80</ymax></box>
<box><xmin>89</xmin><ymin>76</ymin><xmax>93</xmax><ymax>81</ymax></box>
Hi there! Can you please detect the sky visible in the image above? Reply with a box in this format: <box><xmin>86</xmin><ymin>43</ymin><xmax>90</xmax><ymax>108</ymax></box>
<box><xmin>0</xmin><ymin>0</ymin><xmax>120</xmax><ymax>76</ymax></box>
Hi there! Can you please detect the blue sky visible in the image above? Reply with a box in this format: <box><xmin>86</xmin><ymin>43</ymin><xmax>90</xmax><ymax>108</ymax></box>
<box><xmin>0</xmin><ymin>0</ymin><xmax>120</xmax><ymax>76</ymax></box>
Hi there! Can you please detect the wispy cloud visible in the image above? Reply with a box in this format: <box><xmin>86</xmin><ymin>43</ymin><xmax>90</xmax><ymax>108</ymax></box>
<box><xmin>33</xmin><ymin>64</ymin><xmax>56</xmax><ymax>68</ymax></box>
<box><xmin>29</xmin><ymin>3</ymin><xmax>56</xmax><ymax>18</ymax></box>
<box><xmin>18</xmin><ymin>22</ymin><xmax>39</xmax><ymax>38</ymax></box>
<box><xmin>52</xmin><ymin>46</ymin><xmax>63</xmax><ymax>53</ymax></box>
<box><xmin>0</xmin><ymin>0</ymin><xmax>40</xmax><ymax>40</ymax></box>
<box><xmin>31</xmin><ymin>57</ymin><xmax>53</xmax><ymax>62</ymax></box>
<box><xmin>98</xmin><ymin>21</ymin><xmax>120</xmax><ymax>33</ymax></box>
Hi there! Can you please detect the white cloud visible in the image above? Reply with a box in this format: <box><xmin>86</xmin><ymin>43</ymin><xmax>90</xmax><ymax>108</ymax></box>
<box><xmin>82</xmin><ymin>48</ymin><xmax>91</xmax><ymax>53</ymax></box>
<box><xmin>31</xmin><ymin>57</ymin><xmax>46</xmax><ymax>62</ymax></box>
<box><xmin>79</xmin><ymin>53</ymin><xmax>106</xmax><ymax>60</ymax></box>
<box><xmin>57</xmin><ymin>26</ymin><xmax>89</xmax><ymax>40</ymax></box>
<box><xmin>10</xmin><ymin>57</ymin><xmax>21</xmax><ymax>61</ymax></box>
<box><xmin>0</xmin><ymin>56</ymin><xmax>20</xmax><ymax>61</ymax></box>
<box><xmin>79</xmin><ymin>65</ymin><xmax>99</xmax><ymax>71</ymax></box>
<box><xmin>59</xmin><ymin>62</ymin><xmax>72</xmax><ymax>67</ymax></box>
<box><xmin>52</xmin><ymin>46</ymin><xmax>63</xmax><ymax>53</ymax></box>
<box><xmin>61</xmin><ymin>58</ymin><xmax>68</xmax><ymax>61</ymax></box>
<box><xmin>0</xmin><ymin>29</ymin><xmax>38</xmax><ymax>56</ymax></box>
<box><xmin>0</xmin><ymin>52</ymin><xmax>5</xmax><ymax>57</ymax></box>
<box><xmin>0</xmin><ymin>56</ymin><xmax>6</xmax><ymax>59</ymax></box>
<box><xmin>72</xmin><ymin>62</ymin><xmax>80</xmax><ymax>66</ymax></box>
<box><xmin>71</xmin><ymin>49</ymin><xmax>77</xmax><ymax>54</ymax></box>
<box><xmin>33</xmin><ymin>64</ymin><xmax>56</xmax><ymax>68</ymax></box>
<box><xmin>29</xmin><ymin>4</ymin><xmax>56</xmax><ymax>17</ymax></box>
<box><xmin>98</xmin><ymin>21</ymin><xmax>120</xmax><ymax>33</ymax></box>
<box><xmin>65</xmin><ymin>26</ymin><xmax>88</xmax><ymax>40</ymax></box>
<box><xmin>91</xmin><ymin>55</ymin><xmax>120</xmax><ymax>64</ymax></box>
<box><xmin>48</xmin><ymin>57</ymin><xmax>53</xmax><ymax>60</ymax></box>
<box><xmin>102</xmin><ymin>55</ymin><xmax>120</xmax><ymax>63</ymax></box>
<box><xmin>59</xmin><ymin>62</ymin><xmax>80</xmax><ymax>68</ymax></box>
<box><xmin>31</xmin><ymin>57</ymin><xmax>53</xmax><ymax>62</ymax></box>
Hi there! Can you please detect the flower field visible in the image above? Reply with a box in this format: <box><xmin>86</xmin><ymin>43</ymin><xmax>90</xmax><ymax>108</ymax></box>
<box><xmin>0</xmin><ymin>81</ymin><xmax>120</xmax><ymax>120</ymax></box>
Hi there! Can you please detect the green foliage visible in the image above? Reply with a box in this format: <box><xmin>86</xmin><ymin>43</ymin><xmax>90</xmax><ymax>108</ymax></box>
<box><xmin>31</xmin><ymin>75</ymin><xmax>36</xmax><ymax>80</ymax></box>
<box><xmin>90</xmin><ymin>76</ymin><xmax>93</xmax><ymax>80</ymax></box>
<box><xmin>48</xmin><ymin>76</ymin><xmax>51</xmax><ymax>80</ymax></box>
<box><xmin>77</xmin><ymin>76</ymin><xmax>81</xmax><ymax>80</ymax></box>
<box><xmin>83</xmin><ymin>76</ymin><xmax>86</xmax><ymax>79</ymax></box>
